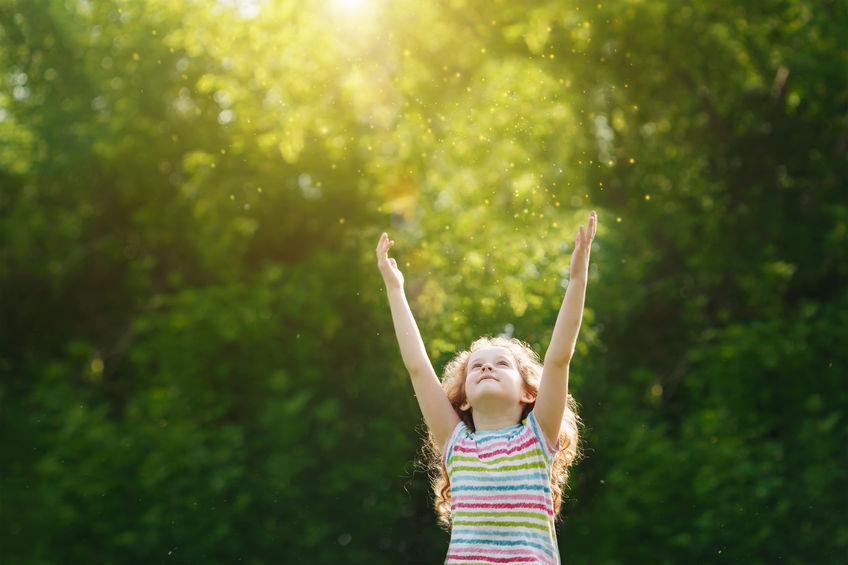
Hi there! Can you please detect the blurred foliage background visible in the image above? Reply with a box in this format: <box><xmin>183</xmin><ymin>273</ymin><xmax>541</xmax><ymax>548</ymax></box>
<box><xmin>1</xmin><ymin>0</ymin><xmax>846</xmax><ymax>563</ymax></box>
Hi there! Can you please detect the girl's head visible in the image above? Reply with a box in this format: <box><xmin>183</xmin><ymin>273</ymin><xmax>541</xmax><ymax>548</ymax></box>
<box><xmin>428</xmin><ymin>336</ymin><xmax>581</xmax><ymax>529</ymax></box>
<box><xmin>441</xmin><ymin>336</ymin><xmax>543</xmax><ymax>430</ymax></box>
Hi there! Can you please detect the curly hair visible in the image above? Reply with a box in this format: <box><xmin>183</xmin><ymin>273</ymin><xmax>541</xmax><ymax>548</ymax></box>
<box><xmin>424</xmin><ymin>336</ymin><xmax>581</xmax><ymax>530</ymax></box>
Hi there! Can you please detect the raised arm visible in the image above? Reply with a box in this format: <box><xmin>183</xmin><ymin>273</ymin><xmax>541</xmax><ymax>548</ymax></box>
<box><xmin>534</xmin><ymin>211</ymin><xmax>597</xmax><ymax>443</ymax></box>
<box><xmin>376</xmin><ymin>233</ymin><xmax>460</xmax><ymax>450</ymax></box>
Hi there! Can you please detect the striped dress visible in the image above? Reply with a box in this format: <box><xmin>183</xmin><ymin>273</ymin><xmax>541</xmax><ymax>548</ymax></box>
<box><xmin>443</xmin><ymin>410</ymin><xmax>561</xmax><ymax>564</ymax></box>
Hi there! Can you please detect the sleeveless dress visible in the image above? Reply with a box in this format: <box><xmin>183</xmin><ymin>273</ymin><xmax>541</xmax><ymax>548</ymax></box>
<box><xmin>442</xmin><ymin>410</ymin><xmax>561</xmax><ymax>564</ymax></box>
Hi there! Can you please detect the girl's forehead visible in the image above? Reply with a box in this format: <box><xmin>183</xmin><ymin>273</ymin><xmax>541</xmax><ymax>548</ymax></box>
<box><xmin>468</xmin><ymin>346</ymin><xmax>514</xmax><ymax>363</ymax></box>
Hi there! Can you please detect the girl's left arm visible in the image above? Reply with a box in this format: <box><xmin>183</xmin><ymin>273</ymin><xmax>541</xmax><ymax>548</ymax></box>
<box><xmin>534</xmin><ymin>211</ymin><xmax>597</xmax><ymax>444</ymax></box>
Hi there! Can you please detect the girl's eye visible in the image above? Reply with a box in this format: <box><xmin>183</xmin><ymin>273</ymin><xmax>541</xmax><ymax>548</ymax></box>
<box><xmin>472</xmin><ymin>363</ymin><xmax>481</xmax><ymax>368</ymax></box>
<box><xmin>498</xmin><ymin>361</ymin><xmax>508</xmax><ymax>366</ymax></box>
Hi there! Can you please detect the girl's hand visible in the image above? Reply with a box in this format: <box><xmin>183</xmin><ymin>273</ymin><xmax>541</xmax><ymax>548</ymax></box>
<box><xmin>376</xmin><ymin>232</ymin><xmax>405</xmax><ymax>290</ymax></box>
<box><xmin>569</xmin><ymin>211</ymin><xmax>597</xmax><ymax>279</ymax></box>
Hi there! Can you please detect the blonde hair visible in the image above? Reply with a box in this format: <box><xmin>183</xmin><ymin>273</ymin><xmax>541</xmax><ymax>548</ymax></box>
<box><xmin>425</xmin><ymin>336</ymin><xmax>581</xmax><ymax>530</ymax></box>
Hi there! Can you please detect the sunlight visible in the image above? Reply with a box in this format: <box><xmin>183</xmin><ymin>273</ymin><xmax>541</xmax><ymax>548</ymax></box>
<box><xmin>327</xmin><ymin>0</ymin><xmax>381</xmax><ymax>39</ymax></box>
<box><xmin>330</xmin><ymin>0</ymin><xmax>378</xmax><ymax>22</ymax></box>
<box><xmin>217</xmin><ymin>0</ymin><xmax>261</xmax><ymax>18</ymax></box>
<box><xmin>333</xmin><ymin>0</ymin><xmax>369</xmax><ymax>13</ymax></box>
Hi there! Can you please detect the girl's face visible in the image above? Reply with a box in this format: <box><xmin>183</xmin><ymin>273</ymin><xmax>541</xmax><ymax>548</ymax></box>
<box><xmin>462</xmin><ymin>346</ymin><xmax>534</xmax><ymax>410</ymax></box>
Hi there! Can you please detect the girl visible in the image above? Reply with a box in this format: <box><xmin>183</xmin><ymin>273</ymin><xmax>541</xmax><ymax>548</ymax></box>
<box><xmin>376</xmin><ymin>211</ymin><xmax>597</xmax><ymax>564</ymax></box>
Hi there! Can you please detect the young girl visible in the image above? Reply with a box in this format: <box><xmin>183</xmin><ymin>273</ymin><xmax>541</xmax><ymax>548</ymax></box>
<box><xmin>376</xmin><ymin>211</ymin><xmax>597</xmax><ymax>564</ymax></box>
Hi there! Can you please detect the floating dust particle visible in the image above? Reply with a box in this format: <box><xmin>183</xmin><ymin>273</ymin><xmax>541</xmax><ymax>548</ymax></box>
<box><xmin>257</xmin><ymin>187</ymin><xmax>262</xmax><ymax>192</ymax></box>
<box><xmin>645</xmin><ymin>194</ymin><xmax>651</xmax><ymax>200</ymax></box>
<box><xmin>229</xmin><ymin>194</ymin><xmax>235</xmax><ymax>200</ymax></box>
<box><xmin>210</xmin><ymin>163</ymin><xmax>215</xmax><ymax>168</ymax></box>
<box><xmin>132</xmin><ymin>53</ymin><xmax>139</xmax><ymax>60</ymax></box>
<box><xmin>339</xmin><ymin>218</ymin><xmax>345</xmax><ymax>223</ymax></box>
<box><xmin>617</xmin><ymin>217</ymin><xmax>622</xmax><ymax>222</ymax></box>
<box><xmin>629</xmin><ymin>157</ymin><xmax>635</xmax><ymax>163</ymax></box>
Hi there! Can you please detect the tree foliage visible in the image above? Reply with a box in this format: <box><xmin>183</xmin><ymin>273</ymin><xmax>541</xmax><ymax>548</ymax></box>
<box><xmin>1</xmin><ymin>0</ymin><xmax>846</xmax><ymax>563</ymax></box>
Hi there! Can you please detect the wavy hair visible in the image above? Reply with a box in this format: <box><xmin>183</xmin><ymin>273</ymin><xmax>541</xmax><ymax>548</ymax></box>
<box><xmin>424</xmin><ymin>336</ymin><xmax>581</xmax><ymax>530</ymax></box>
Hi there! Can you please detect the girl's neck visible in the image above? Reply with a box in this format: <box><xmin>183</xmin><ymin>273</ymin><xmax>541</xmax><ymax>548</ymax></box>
<box><xmin>471</xmin><ymin>403</ymin><xmax>525</xmax><ymax>431</ymax></box>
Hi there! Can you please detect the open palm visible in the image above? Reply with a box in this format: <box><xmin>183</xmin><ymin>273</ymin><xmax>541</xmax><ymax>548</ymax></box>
<box><xmin>570</xmin><ymin>211</ymin><xmax>597</xmax><ymax>279</ymax></box>
<box><xmin>376</xmin><ymin>232</ymin><xmax>404</xmax><ymax>289</ymax></box>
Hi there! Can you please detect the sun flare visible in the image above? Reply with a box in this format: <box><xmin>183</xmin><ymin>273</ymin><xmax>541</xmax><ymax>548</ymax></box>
<box><xmin>333</xmin><ymin>0</ymin><xmax>369</xmax><ymax>14</ymax></box>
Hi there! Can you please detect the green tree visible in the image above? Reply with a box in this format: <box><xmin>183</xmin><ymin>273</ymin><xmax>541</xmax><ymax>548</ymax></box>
<box><xmin>1</xmin><ymin>0</ymin><xmax>845</xmax><ymax>563</ymax></box>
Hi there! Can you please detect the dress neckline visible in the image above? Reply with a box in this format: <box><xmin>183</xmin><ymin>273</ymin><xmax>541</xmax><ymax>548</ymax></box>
<box><xmin>471</xmin><ymin>422</ymin><xmax>522</xmax><ymax>436</ymax></box>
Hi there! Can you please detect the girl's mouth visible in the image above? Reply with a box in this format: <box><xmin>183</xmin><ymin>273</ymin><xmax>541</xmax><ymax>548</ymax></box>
<box><xmin>478</xmin><ymin>375</ymin><xmax>498</xmax><ymax>383</ymax></box>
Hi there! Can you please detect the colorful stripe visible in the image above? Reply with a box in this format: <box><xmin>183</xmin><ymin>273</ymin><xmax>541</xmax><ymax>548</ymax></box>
<box><xmin>444</xmin><ymin>410</ymin><xmax>560</xmax><ymax>564</ymax></box>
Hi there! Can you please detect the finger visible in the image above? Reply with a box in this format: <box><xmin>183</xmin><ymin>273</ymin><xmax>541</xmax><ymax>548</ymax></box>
<box><xmin>389</xmin><ymin>258</ymin><xmax>397</xmax><ymax>268</ymax></box>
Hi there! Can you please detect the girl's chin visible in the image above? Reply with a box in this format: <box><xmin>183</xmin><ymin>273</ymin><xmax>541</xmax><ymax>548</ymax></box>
<box><xmin>468</xmin><ymin>389</ymin><xmax>520</xmax><ymax>404</ymax></box>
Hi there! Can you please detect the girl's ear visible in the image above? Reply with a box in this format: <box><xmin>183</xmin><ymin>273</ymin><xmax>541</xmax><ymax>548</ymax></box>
<box><xmin>520</xmin><ymin>390</ymin><xmax>536</xmax><ymax>405</ymax></box>
<box><xmin>460</xmin><ymin>400</ymin><xmax>471</xmax><ymax>411</ymax></box>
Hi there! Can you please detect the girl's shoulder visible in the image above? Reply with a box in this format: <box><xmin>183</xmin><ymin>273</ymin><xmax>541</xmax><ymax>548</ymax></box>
<box><xmin>442</xmin><ymin>419</ymin><xmax>468</xmax><ymax>465</ymax></box>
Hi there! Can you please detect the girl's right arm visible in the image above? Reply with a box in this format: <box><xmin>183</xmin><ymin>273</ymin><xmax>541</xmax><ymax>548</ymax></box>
<box><xmin>376</xmin><ymin>233</ymin><xmax>460</xmax><ymax>450</ymax></box>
